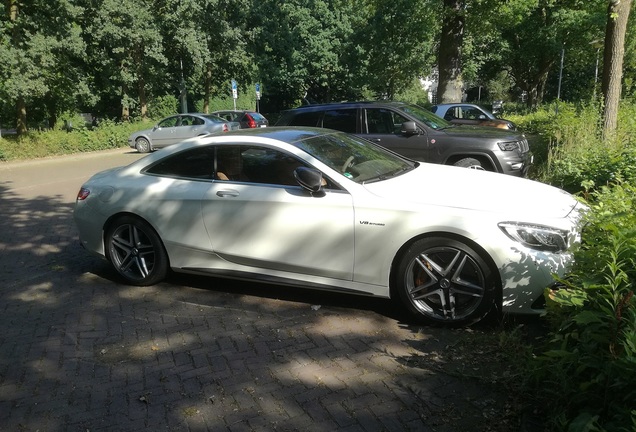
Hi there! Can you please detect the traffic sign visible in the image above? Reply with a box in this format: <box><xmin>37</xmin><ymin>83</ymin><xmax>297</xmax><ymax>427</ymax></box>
<box><xmin>231</xmin><ymin>79</ymin><xmax>237</xmax><ymax>99</ymax></box>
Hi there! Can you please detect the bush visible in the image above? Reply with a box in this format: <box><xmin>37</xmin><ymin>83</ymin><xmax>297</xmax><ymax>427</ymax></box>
<box><xmin>0</xmin><ymin>118</ymin><xmax>154</xmax><ymax>161</ymax></box>
<box><xmin>527</xmin><ymin>102</ymin><xmax>636</xmax><ymax>194</ymax></box>
<box><xmin>530</xmin><ymin>182</ymin><xmax>636</xmax><ymax>431</ymax></box>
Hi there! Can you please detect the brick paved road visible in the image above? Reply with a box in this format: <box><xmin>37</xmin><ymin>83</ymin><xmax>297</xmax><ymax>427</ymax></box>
<box><xmin>0</xmin><ymin>149</ymin><xmax>523</xmax><ymax>431</ymax></box>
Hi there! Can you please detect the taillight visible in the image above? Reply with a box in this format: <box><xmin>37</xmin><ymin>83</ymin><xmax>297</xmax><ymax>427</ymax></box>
<box><xmin>77</xmin><ymin>187</ymin><xmax>90</xmax><ymax>201</ymax></box>
<box><xmin>222</xmin><ymin>123</ymin><xmax>229</xmax><ymax>132</ymax></box>
<box><xmin>246</xmin><ymin>113</ymin><xmax>256</xmax><ymax>128</ymax></box>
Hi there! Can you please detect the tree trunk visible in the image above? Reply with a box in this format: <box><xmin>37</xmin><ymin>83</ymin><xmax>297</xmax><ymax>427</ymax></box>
<box><xmin>121</xmin><ymin>83</ymin><xmax>129</xmax><ymax>121</ymax></box>
<box><xmin>8</xmin><ymin>0</ymin><xmax>26</xmax><ymax>134</ymax></box>
<box><xmin>437</xmin><ymin>0</ymin><xmax>465</xmax><ymax>103</ymax></box>
<box><xmin>16</xmin><ymin>97</ymin><xmax>27</xmax><ymax>135</ymax></box>
<box><xmin>601</xmin><ymin>0</ymin><xmax>632</xmax><ymax>139</ymax></box>
<box><xmin>138</xmin><ymin>76</ymin><xmax>147</xmax><ymax>118</ymax></box>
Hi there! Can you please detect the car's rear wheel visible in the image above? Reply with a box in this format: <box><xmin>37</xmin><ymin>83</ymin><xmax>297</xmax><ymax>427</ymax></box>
<box><xmin>454</xmin><ymin>157</ymin><xmax>484</xmax><ymax>170</ymax></box>
<box><xmin>105</xmin><ymin>216</ymin><xmax>168</xmax><ymax>286</ymax></box>
<box><xmin>396</xmin><ymin>237</ymin><xmax>496</xmax><ymax>326</ymax></box>
<box><xmin>135</xmin><ymin>137</ymin><xmax>151</xmax><ymax>153</ymax></box>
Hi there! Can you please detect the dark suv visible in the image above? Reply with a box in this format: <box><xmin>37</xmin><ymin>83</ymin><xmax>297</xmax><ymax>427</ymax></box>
<box><xmin>276</xmin><ymin>101</ymin><xmax>531</xmax><ymax>176</ymax></box>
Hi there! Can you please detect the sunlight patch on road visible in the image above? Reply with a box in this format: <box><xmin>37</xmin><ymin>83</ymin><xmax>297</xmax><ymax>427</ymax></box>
<box><xmin>11</xmin><ymin>282</ymin><xmax>58</xmax><ymax>305</ymax></box>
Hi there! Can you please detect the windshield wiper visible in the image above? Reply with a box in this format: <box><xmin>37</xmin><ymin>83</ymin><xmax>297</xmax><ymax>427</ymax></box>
<box><xmin>364</xmin><ymin>166</ymin><xmax>412</xmax><ymax>183</ymax></box>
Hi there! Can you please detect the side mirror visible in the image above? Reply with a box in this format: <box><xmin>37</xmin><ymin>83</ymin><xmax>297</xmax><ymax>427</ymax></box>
<box><xmin>478</xmin><ymin>114</ymin><xmax>487</xmax><ymax>120</ymax></box>
<box><xmin>294</xmin><ymin>167</ymin><xmax>323</xmax><ymax>194</ymax></box>
<box><xmin>400</xmin><ymin>121</ymin><xmax>419</xmax><ymax>136</ymax></box>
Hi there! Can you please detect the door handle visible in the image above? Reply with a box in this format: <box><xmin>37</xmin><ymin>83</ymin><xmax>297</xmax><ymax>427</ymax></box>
<box><xmin>216</xmin><ymin>189</ymin><xmax>239</xmax><ymax>197</ymax></box>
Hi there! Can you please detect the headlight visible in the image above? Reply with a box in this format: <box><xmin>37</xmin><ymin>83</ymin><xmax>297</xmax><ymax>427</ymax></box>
<box><xmin>497</xmin><ymin>141</ymin><xmax>519</xmax><ymax>151</ymax></box>
<box><xmin>498</xmin><ymin>222</ymin><xmax>569</xmax><ymax>252</ymax></box>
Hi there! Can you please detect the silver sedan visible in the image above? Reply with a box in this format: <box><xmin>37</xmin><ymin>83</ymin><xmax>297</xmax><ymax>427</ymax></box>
<box><xmin>128</xmin><ymin>113</ymin><xmax>240</xmax><ymax>153</ymax></box>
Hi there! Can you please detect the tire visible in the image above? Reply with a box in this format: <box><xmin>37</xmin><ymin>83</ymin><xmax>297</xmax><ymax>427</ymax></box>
<box><xmin>135</xmin><ymin>137</ymin><xmax>151</xmax><ymax>153</ymax></box>
<box><xmin>395</xmin><ymin>237</ymin><xmax>496</xmax><ymax>326</ymax></box>
<box><xmin>105</xmin><ymin>216</ymin><xmax>169</xmax><ymax>286</ymax></box>
<box><xmin>453</xmin><ymin>157</ymin><xmax>484</xmax><ymax>170</ymax></box>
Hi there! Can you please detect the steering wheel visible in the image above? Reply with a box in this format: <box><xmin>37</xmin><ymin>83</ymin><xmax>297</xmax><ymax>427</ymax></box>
<box><xmin>341</xmin><ymin>156</ymin><xmax>355</xmax><ymax>172</ymax></box>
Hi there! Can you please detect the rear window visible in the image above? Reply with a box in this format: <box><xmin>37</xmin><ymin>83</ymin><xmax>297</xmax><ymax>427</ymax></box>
<box><xmin>250</xmin><ymin>112</ymin><xmax>267</xmax><ymax>121</ymax></box>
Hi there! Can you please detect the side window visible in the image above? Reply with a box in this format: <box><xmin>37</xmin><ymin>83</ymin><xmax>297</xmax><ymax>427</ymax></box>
<box><xmin>443</xmin><ymin>108</ymin><xmax>457</xmax><ymax>121</ymax></box>
<box><xmin>241</xmin><ymin>147</ymin><xmax>309</xmax><ymax>186</ymax></box>
<box><xmin>288</xmin><ymin>111</ymin><xmax>322</xmax><ymax>127</ymax></box>
<box><xmin>158</xmin><ymin>116</ymin><xmax>179</xmax><ymax>128</ymax></box>
<box><xmin>216</xmin><ymin>146</ymin><xmax>250</xmax><ymax>182</ymax></box>
<box><xmin>146</xmin><ymin>147</ymin><xmax>215</xmax><ymax>179</ymax></box>
<box><xmin>181</xmin><ymin>116</ymin><xmax>195</xmax><ymax>126</ymax></box>
<box><xmin>216</xmin><ymin>145</ymin><xmax>329</xmax><ymax>188</ymax></box>
<box><xmin>191</xmin><ymin>116</ymin><xmax>204</xmax><ymax>126</ymax></box>
<box><xmin>322</xmin><ymin>109</ymin><xmax>357</xmax><ymax>133</ymax></box>
<box><xmin>462</xmin><ymin>107</ymin><xmax>482</xmax><ymax>120</ymax></box>
<box><xmin>365</xmin><ymin>109</ymin><xmax>408</xmax><ymax>135</ymax></box>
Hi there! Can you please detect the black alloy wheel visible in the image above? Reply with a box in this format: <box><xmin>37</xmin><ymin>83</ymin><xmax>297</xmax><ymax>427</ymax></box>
<box><xmin>105</xmin><ymin>216</ymin><xmax>169</xmax><ymax>286</ymax></box>
<box><xmin>396</xmin><ymin>237</ymin><xmax>496</xmax><ymax>326</ymax></box>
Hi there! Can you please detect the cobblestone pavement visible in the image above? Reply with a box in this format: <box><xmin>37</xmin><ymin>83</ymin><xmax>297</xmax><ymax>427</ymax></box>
<box><xmin>0</xmin><ymin>150</ymin><xmax>527</xmax><ymax>431</ymax></box>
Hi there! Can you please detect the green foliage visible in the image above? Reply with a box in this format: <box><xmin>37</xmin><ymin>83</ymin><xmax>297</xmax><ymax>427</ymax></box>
<box><xmin>525</xmin><ymin>101</ymin><xmax>636</xmax><ymax>193</ymax></box>
<box><xmin>147</xmin><ymin>95</ymin><xmax>178</xmax><ymax>120</ymax></box>
<box><xmin>0</xmin><ymin>119</ymin><xmax>152</xmax><ymax>161</ymax></box>
<box><xmin>533</xmin><ymin>181</ymin><xmax>636</xmax><ymax>431</ymax></box>
<box><xmin>353</xmin><ymin>0</ymin><xmax>437</xmax><ymax>100</ymax></box>
<box><xmin>195</xmin><ymin>85</ymin><xmax>261</xmax><ymax>113</ymax></box>
<box><xmin>0</xmin><ymin>0</ymin><xmax>629</xmax><ymax>128</ymax></box>
<box><xmin>393</xmin><ymin>79</ymin><xmax>432</xmax><ymax>107</ymax></box>
<box><xmin>0</xmin><ymin>0</ymin><xmax>90</xmax><ymax>128</ymax></box>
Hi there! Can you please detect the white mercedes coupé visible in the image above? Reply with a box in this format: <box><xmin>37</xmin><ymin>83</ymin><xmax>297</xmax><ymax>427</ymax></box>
<box><xmin>74</xmin><ymin>127</ymin><xmax>586</xmax><ymax>326</ymax></box>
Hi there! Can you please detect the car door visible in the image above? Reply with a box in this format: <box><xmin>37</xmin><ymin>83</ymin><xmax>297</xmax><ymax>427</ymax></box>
<box><xmin>201</xmin><ymin>144</ymin><xmax>355</xmax><ymax>280</ymax></box>
<box><xmin>172</xmin><ymin>115</ymin><xmax>199</xmax><ymax>143</ymax></box>
<box><xmin>360</xmin><ymin>108</ymin><xmax>431</xmax><ymax>161</ymax></box>
<box><xmin>150</xmin><ymin>116</ymin><xmax>180</xmax><ymax>148</ymax></box>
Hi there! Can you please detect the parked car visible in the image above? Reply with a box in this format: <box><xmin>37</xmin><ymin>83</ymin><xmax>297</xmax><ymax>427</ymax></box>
<box><xmin>431</xmin><ymin>103</ymin><xmax>517</xmax><ymax>130</ymax></box>
<box><xmin>128</xmin><ymin>113</ymin><xmax>240</xmax><ymax>153</ymax></box>
<box><xmin>75</xmin><ymin>127</ymin><xmax>585</xmax><ymax>326</ymax></box>
<box><xmin>275</xmin><ymin>101</ymin><xmax>531</xmax><ymax>176</ymax></box>
<box><xmin>212</xmin><ymin>110</ymin><xmax>269</xmax><ymax>128</ymax></box>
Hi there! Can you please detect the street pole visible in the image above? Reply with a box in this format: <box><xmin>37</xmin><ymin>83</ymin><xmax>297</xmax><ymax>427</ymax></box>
<box><xmin>179</xmin><ymin>59</ymin><xmax>187</xmax><ymax>114</ymax></box>
<box><xmin>556</xmin><ymin>46</ymin><xmax>564</xmax><ymax>115</ymax></box>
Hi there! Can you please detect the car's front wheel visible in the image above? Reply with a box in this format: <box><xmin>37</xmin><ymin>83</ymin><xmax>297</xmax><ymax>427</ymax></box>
<box><xmin>135</xmin><ymin>137</ymin><xmax>151</xmax><ymax>153</ymax></box>
<box><xmin>396</xmin><ymin>237</ymin><xmax>496</xmax><ymax>326</ymax></box>
<box><xmin>454</xmin><ymin>157</ymin><xmax>484</xmax><ymax>170</ymax></box>
<box><xmin>105</xmin><ymin>216</ymin><xmax>168</xmax><ymax>286</ymax></box>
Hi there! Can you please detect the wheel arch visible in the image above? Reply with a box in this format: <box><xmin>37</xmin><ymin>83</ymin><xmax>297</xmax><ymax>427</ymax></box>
<box><xmin>102</xmin><ymin>211</ymin><xmax>170</xmax><ymax>265</ymax></box>
<box><xmin>389</xmin><ymin>231</ymin><xmax>502</xmax><ymax>307</ymax></box>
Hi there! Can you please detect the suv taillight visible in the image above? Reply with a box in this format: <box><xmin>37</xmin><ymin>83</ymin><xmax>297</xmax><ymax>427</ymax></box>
<box><xmin>246</xmin><ymin>113</ymin><xmax>256</xmax><ymax>128</ymax></box>
<box><xmin>222</xmin><ymin>123</ymin><xmax>229</xmax><ymax>132</ymax></box>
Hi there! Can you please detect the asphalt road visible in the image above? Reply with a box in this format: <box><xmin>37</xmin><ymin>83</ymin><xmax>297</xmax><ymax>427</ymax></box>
<box><xmin>0</xmin><ymin>148</ymin><xmax>529</xmax><ymax>431</ymax></box>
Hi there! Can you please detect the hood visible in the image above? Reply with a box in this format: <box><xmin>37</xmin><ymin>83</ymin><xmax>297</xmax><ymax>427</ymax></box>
<box><xmin>363</xmin><ymin>163</ymin><xmax>579</xmax><ymax>219</ymax></box>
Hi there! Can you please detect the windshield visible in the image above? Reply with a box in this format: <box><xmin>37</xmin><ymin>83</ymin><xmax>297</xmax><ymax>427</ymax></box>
<box><xmin>396</xmin><ymin>104</ymin><xmax>452</xmax><ymax>130</ymax></box>
<box><xmin>295</xmin><ymin>132</ymin><xmax>416</xmax><ymax>183</ymax></box>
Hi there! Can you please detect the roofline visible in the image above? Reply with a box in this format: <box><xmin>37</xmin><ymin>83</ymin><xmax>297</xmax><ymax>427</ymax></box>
<box><xmin>283</xmin><ymin>101</ymin><xmax>414</xmax><ymax>111</ymax></box>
